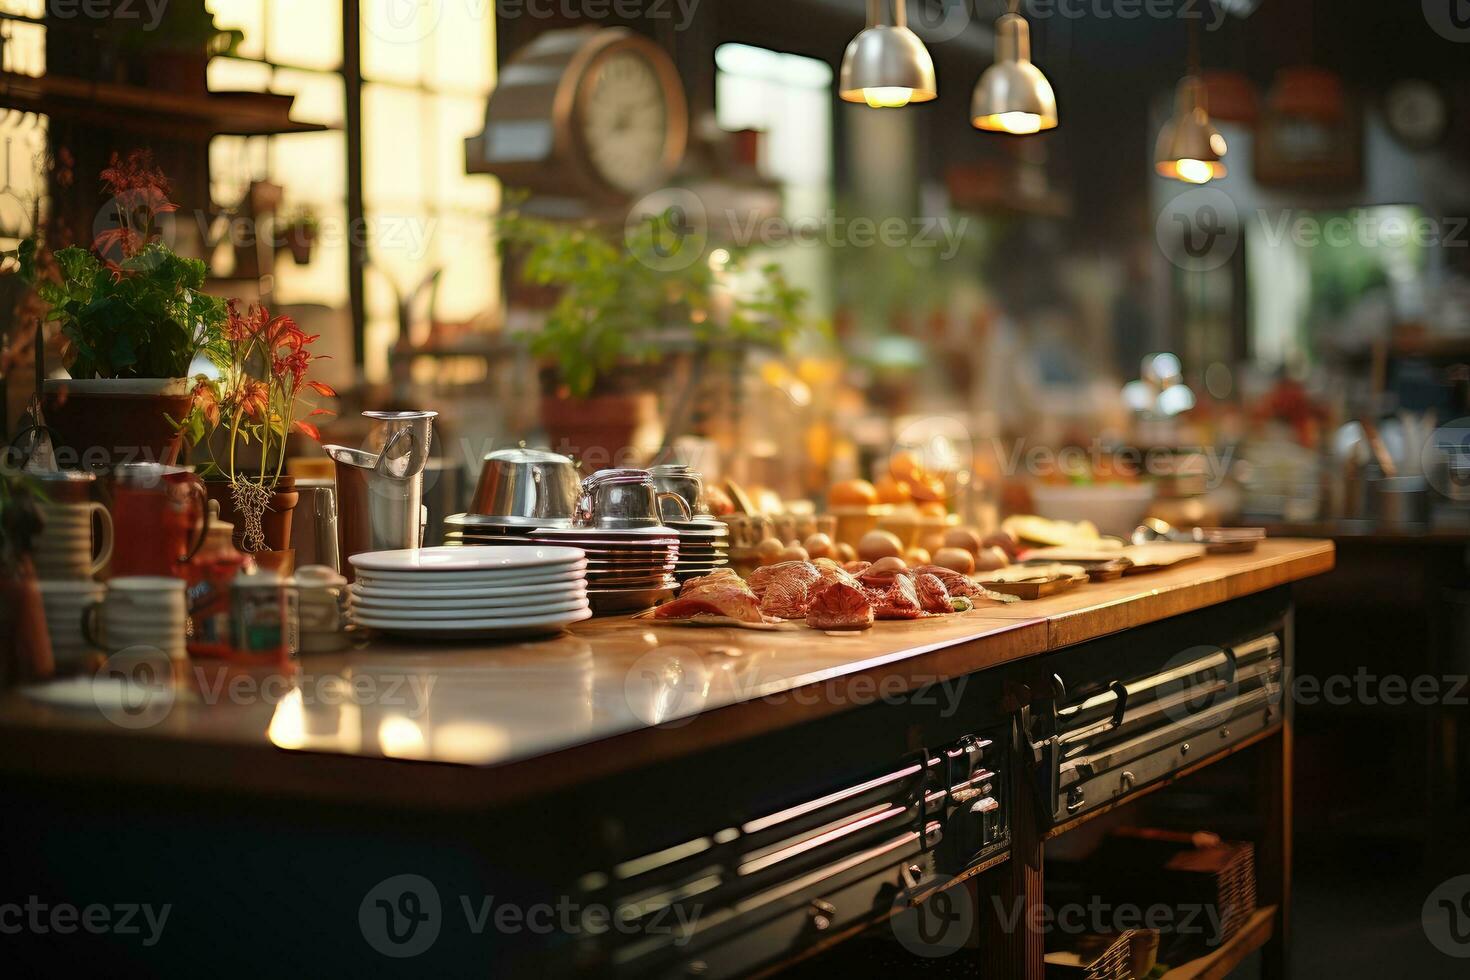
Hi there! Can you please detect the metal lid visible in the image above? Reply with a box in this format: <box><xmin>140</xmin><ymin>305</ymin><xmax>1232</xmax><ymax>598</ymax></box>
<box><xmin>484</xmin><ymin>447</ymin><xmax>573</xmax><ymax>465</ymax></box>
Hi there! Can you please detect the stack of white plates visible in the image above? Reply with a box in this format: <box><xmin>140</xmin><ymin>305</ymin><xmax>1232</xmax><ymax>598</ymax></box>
<box><xmin>347</xmin><ymin>546</ymin><xmax>590</xmax><ymax>640</ymax></box>
<box><xmin>441</xmin><ymin>513</ymin><xmax>571</xmax><ymax>546</ymax></box>
<box><xmin>528</xmin><ymin>527</ymin><xmax>678</xmax><ymax>614</ymax></box>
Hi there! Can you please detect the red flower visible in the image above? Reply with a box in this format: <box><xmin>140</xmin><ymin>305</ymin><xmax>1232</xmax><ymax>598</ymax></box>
<box><xmin>238</xmin><ymin>379</ymin><xmax>269</xmax><ymax>420</ymax></box>
<box><xmin>189</xmin><ymin>379</ymin><xmax>220</xmax><ymax>428</ymax></box>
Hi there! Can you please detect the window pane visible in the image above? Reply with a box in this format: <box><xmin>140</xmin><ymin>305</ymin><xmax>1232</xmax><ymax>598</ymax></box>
<box><xmin>268</xmin><ymin>0</ymin><xmax>341</xmax><ymax>70</ymax></box>
<box><xmin>434</xmin><ymin>95</ymin><xmax>497</xmax><ymax>211</ymax></box>
<box><xmin>272</xmin><ymin>67</ymin><xmax>345</xmax><ymax>128</ymax></box>
<box><xmin>364</xmin><ymin>83</ymin><xmax>428</xmax><ymax>208</ymax></box>
<box><xmin>427</xmin><ymin>1</ymin><xmax>494</xmax><ymax>93</ymax></box>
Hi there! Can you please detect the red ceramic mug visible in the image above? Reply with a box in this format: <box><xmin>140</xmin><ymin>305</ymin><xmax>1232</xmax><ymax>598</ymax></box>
<box><xmin>109</xmin><ymin>463</ymin><xmax>210</xmax><ymax>578</ymax></box>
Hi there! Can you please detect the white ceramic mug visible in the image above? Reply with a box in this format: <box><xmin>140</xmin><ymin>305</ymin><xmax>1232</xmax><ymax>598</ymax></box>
<box><xmin>84</xmin><ymin>577</ymin><xmax>187</xmax><ymax>659</ymax></box>
<box><xmin>39</xmin><ymin>581</ymin><xmax>106</xmax><ymax>671</ymax></box>
<box><xmin>34</xmin><ymin>502</ymin><xmax>114</xmax><ymax>580</ymax></box>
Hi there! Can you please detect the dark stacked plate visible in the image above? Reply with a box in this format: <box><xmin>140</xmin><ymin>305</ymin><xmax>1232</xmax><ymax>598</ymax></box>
<box><xmin>665</xmin><ymin>516</ymin><xmax>730</xmax><ymax>581</ymax></box>
<box><xmin>443</xmin><ymin>513</ymin><xmax>570</xmax><ymax>545</ymax></box>
<box><xmin>528</xmin><ymin>526</ymin><xmax>679</xmax><ymax>613</ymax></box>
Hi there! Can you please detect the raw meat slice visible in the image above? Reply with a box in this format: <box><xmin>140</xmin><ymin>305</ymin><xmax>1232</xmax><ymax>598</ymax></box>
<box><xmin>869</xmin><ymin>573</ymin><xmax>925</xmax><ymax>620</ymax></box>
<box><xmin>806</xmin><ymin>581</ymin><xmax>875</xmax><ymax>631</ymax></box>
<box><xmin>760</xmin><ymin>575</ymin><xmax>814</xmax><ymax>620</ymax></box>
<box><xmin>656</xmin><ymin>583</ymin><xmax>763</xmax><ymax>623</ymax></box>
<box><xmin>747</xmin><ymin>560</ymin><xmax>822</xmax><ymax>599</ymax></box>
<box><xmin>915</xmin><ymin>573</ymin><xmax>953</xmax><ymax>614</ymax></box>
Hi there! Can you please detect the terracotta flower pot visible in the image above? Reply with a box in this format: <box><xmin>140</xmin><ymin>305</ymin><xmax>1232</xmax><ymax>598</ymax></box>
<box><xmin>540</xmin><ymin>392</ymin><xmax>663</xmax><ymax>473</ymax></box>
<box><xmin>42</xmin><ymin>378</ymin><xmax>194</xmax><ymax>468</ymax></box>
<box><xmin>206</xmin><ymin>476</ymin><xmax>299</xmax><ymax>556</ymax></box>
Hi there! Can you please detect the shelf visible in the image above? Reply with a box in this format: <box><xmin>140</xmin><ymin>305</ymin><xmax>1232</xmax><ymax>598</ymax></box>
<box><xmin>1160</xmin><ymin>905</ymin><xmax>1276</xmax><ymax>980</ymax></box>
<box><xmin>0</xmin><ymin>71</ymin><xmax>330</xmax><ymax>137</ymax></box>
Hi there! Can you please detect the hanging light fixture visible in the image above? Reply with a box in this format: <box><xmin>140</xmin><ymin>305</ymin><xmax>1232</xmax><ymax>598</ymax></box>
<box><xmin>839</xmin><ymin>0</ymin><xmax>937</xmax><ymax>108</ymax></box>
<box><xmin>970</xmin><ymin>0</ymin><xmax>1057</xmax><ymax>134</ymax></box>
<box><xmin>1155</xmin><ymin>21</ymin><xmax>1227</xmax><ymax>183</ymax></box>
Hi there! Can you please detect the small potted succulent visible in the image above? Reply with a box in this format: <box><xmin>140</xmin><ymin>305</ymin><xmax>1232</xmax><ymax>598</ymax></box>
<box><xmin>20</xmin><ymin>150</ymin><xmax>227</xmax><ymax>467</ymax></box>
<box><xmin>181</xmin><ymin>302</ymin><xmax>336</xmax><ymax>568</ymax></box>
<box><xmin>277</xmin><ymin>206</ymin><xmax>321</xmax><ymax>266</ymax></box>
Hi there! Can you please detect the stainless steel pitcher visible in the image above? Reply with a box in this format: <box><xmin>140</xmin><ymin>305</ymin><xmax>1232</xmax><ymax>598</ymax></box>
<box><xmin>324</xmin><ymin>410</ymin><xmax>437</xmax><ymax>579</ymax></box>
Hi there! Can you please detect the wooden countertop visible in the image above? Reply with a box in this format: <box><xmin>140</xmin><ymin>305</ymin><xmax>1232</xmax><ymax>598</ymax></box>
<box><xmin>0</xmin><ymin>539</ymin><xmax>1332</xmax><ymax>808</ymax></box>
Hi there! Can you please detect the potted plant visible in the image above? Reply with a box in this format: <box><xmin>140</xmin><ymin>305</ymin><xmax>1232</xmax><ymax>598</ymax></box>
<box><xmin>19</xmin><ymin>151</ymin><xmax>228</xmax><ymax>467</ymax></box>
<box><xmin>181</xmin><ymin>302</ymin><xmax>335</xmax><ymax>569</ymax></box>
<box><xmin>114</xmin><ymin>0</ymin><xmax>244</xmax><ymax>93</ymax></box>
<box><xmin>0</xmin><ymin>470</ymin><xmax>51</xmax><ymax>684</ymax></box>
<box><xmin>498</xmin><ymin>205</ymin><xmax>809</xmax><ymax>465</ymax></box>
<box><xmin>277</xmin><ymin>206</ymin><xmax>321</xmax><ymax>266</ymax></box>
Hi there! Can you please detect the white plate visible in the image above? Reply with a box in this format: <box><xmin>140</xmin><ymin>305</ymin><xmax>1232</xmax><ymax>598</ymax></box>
<box><xmin>350</xmin><ymin>587</ymin><xmax>587</xmax><ymax>613</ymax></box>
<box><xmin>355</xmin><ymin>564</ymin><xmax>586</xmax><ymax>589</ymax></box>
<box><xmin>353</xmin><ymin>606</ymin><xmax>593</xmax><ymax>638</ymax></box>
<box><xmin>350</xmin><ymin>576</ymin><xmax>587</xmax><ymax>600</ymax></box>
<box><xmin>349</xmin><ymin>545</ymin><xmax>586</xmax><ymax>573</ymax></box>
<box><xmin>353</xmin><ymin>598</ymin><xmax>589</xmax><ymax>623</ymax></box>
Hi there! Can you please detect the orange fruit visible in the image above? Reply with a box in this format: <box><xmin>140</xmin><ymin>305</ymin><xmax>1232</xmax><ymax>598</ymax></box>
<box><xmin>910</xmin><ymin>475</ymin><xmax>950</xmax><ymax>503</ymax></box>
<box><xmin>917</xmin><ymin>500</ymin><xmax>948</xmax><ymax>519</ymax></box>
<box><xmin>829</xmin><ymin>479</ymin><xmax>879</xmax><ymax>507</ymax></box>
<box><xmin>887</xmin><ymin>450</ymin><xmax>926</xmax><ymax>486</ymax></box>
<box><xmin>874</xmin><ymin>475</ymin><xmax>913</xmax><ymax>505</ymax></box>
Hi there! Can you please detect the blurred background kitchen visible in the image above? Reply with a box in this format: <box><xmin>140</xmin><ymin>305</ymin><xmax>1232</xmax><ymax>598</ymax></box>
<box><xmin>0</xmin><ymin>1</ymin><xmax>1468</xmax><ymax>974</ymax></box>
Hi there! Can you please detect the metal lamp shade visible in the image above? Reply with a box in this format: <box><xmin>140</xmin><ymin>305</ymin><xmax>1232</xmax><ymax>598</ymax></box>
<box><xmin>839</xmin><ymin>25</ymin><xmax>937</xmax><ymax>107</ymax></box>
<box><xmin>970</xmin><ymin>14</ymin><xmax>1057</xmax><ymax>133</ymax></box>
<box><xmin>1155</xmin><ymin>76</ymin><xmax>1228</xmax><ymax>183</ymax></box>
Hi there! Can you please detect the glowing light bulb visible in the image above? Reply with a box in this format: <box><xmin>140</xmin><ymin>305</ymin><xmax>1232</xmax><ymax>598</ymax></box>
<box><xmin>974</xmin><ymin>111</ymin><xmax>1044</xmax><ymax>134</ymax></box>
<box><xmin>863</xmin><ymin>86</ymin><xmax>914</xmax><ymax>108</ymax></box>
<box><xmin>1174</xmin><ymin>158</ymin><xmax>1215</xmax><ymax>184</ymax></box>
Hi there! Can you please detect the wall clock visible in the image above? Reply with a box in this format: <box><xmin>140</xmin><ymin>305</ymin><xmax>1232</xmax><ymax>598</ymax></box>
<box><xmin>466</xmin><ymin>27</ymin><xmax>688</xmax><ymax>203</ymax></box>
<box><xmin>1383</xmin><ymin>80</ymin><xmax>1449</xmax><ymax>151</ymax></box>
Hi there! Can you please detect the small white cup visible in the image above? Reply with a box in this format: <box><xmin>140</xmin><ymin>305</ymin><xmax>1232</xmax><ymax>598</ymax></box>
<box><xmin>40</xmin><ymin>581</ymin><xmax>106</xmax><ymax>671</ymax></box>
<box><xmin>85</xmin><ymin>578</ymin><xmax>188</xmax><ymax>659</ymax></box>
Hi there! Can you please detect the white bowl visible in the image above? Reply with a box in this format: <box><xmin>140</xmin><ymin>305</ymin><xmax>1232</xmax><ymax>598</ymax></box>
<box><xmin>1028</xmin><ymin>483</ymin><xmax>1157</xmax><ymax>539</ymax></box>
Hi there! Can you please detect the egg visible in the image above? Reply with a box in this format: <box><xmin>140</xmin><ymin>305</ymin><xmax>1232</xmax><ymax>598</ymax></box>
<box><xmin>779</xmin><ymin>545</ymin><xmax>811</xmax><ymax>563</ymax></box>
<box><xmin>803</xmin><ymin>533</ymin><xmax>835</xmax><ymax>560</ymax></box>
<box><xmin>755</xmin><ymin>538</ymin><xmax>785</xmax><ymax>566</ymax></box>
<box><xmin>932</xmin><ymin>547</ymin><xmax>976</xmax><ymax>575</ymax></box>
<box><xmin>974</xmin><ymin>546</ymin><xmax>1010</xmax><ymax>572</ymax></box>
<box><xmin>943</xmin><ymin>527</ymin><xmax>985</xmax><ymax>557</ymax></box>
<box><xmin>919</xmin><ymin>531</ymin><xmax>947</xmax><ymax>554</ymax></box>
<box><xmin>866</xmin><ymin>556</ymin><xmax>909</xmax><ymax>578</ymax></box>
<box><xmin>858</xmin><ymin>529</ymin><xmax>905</xmax><ymax>563</ymax></box>
<box><xmin>905</xmin><ymin>547</ymin><xmax>932</xmax><ymax>567</ymax></box>
<box><xmin>836</xmin><ymin>542</ymin><xmax>858</xmax><ymax>563</ymax></box>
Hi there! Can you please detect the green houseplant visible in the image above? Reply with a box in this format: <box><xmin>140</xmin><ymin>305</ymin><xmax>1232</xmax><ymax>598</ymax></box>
<box><xmin>20</xmin><ymin>151</ymin><xmax>227</xmax><ymax>466</ymax></box>
<box><xmin>498</xmin><ymin>204</ymin><xmax>809</xmax><ymax>462</ymax></box>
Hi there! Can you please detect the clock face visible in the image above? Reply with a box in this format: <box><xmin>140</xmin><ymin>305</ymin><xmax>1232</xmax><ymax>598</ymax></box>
<box><xmin>581</xmin><ymin>50</ymin><xmax>671</xmax><ymax>195</ymax></box>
